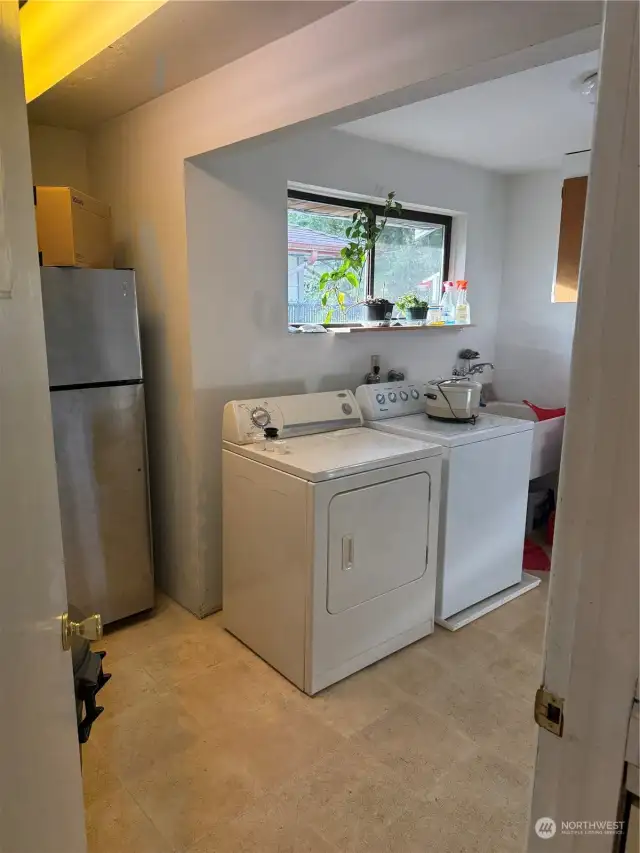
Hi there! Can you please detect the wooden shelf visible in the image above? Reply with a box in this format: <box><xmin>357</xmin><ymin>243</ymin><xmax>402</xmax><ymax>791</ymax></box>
<box><xmin>327</xmin><ymin>324</ymin><xmax>475</xmax><ymax>334</ymax></box>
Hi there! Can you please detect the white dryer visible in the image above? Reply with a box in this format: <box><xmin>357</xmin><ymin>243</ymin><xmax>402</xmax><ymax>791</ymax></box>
<box><xmin>356</xmin><ymin>382</ymin><xmax>540</xmax><ymax>631</ymax></box>
<box><xmin>222</xmin><ymin>390</ymin><xmax>442</xmax><ymax>695</ymax></box>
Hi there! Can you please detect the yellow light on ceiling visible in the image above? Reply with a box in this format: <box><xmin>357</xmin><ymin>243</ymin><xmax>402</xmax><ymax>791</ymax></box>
<box><xmin>21</xmin><ymin>0</ymin><xmax>167</xmax><ymax>103</ymax></box>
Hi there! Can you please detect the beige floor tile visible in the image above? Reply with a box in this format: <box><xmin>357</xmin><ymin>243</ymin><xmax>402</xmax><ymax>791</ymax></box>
<box><xmin>92</xmin><ymin>584</ymin><xmax>548</xmax><ymax>853</ymax></box>
<box><xmin>138</xmin><ymin>627</ymin><xmax>246</xmax><ymax>688</ymax></box>
<box><xmin>421</xmin><ymin>664</ymin><xmax>531</xmax><ymax>748</ymax></box>
<box><xmin>173</xmin><ymin>656</ymin><xmax>304</xmax><ymax>730</ymax></box>
<box><xmin>188</xmin><ymin>811</ymin><xmax>336</xmax><ymax>853</ymax></box>
<box><xmin>85</xmin><ymin>785</ymin><xmax>173</xmax><ymax>853</ymax></box>
<box><xmin>315</xmin><ymin>760</ymin><xmax>425</xmax><ymax>852</ymax></box>
<box><xmin>305</xmin><ymin>663</ymin><xmax>407</xmax><ymax>736</ymax></box>
<box><xmin>477</xmin><ymin>589</ymin><xmax>545</xmax><ymax>638</ymax></box>
<box><xmin>484</xmin><ymin>643</ymin><xmax>543</xmax><ymax>704</ymax></box>
<box><xmin>126</xmin><ymin>740</ymin><xmax>260</xmax><ymax>850</ymax></box>
<box><xmin>217</xmin><ymin>742</ymin><xmax>421</xmax><ymax>852</ymax></box>
<box><xmin>92</xmin><ymin>687</ymin><xmax>205</xmax><ymax>785</ymax></box>
<box><xmin>355</xmin><ymin>700</ymin><xmax>477</xmax><ymax>795</ymax></box>
<box><xmin>376</xmin><ymin>792</ymin><xmax>526</xmax><ymax>853</ymax></box>
<box><xmin>507</xmin><ymin>610</ymin><xmax>548</xmax><ymax>655</ymax></box>
<box><xmin>92</xmin><ymin>650</ymin><xmax>159</xmax><ymax>720</ymax></box>
<box><xmin>245</xmin><ymin>742</ymin><xmax>386</xmax><ymax>822</ymax></box>
<box><xmin>82</xmin><ymin>741</ymin><xmax>122</xmax><ymax>808</ymax></box>
<box><xmin>380</xmin><ymin>748</ymin><xmax>532</xmax><ymax>853</ymax></box>
<box><xmin>400</xmin><ymin>659</ymin><xmax>540</xmax><ymax>771</ymax></box>
<box><xmin>374</xmin><ymin>638</ymin><xmax>450</xmax><ymax>699</ymax></box>
<box><xmin>257</xmin><ymin>742</ymin><xmax>427</xmax><ymax>852</ymax></box>
<box><xmin>432</xmin><ymin>748</ymin><xmax>532</xmax><ymax>810</ymax></box>
<box><xmin>417</xmin><ymin>622</ymin><xmax>507</xmax><ymax>673</ymax></box>
<box><xmin>487</xmin><ymin>699</ymin><xmax>538</xmax><ymax>770</ymax></box>
<box><xmin>99</xmin><ymin>593</ymin><xmax>195</xmax><ymax>659</ymax></box>
<box><xmin>209</xmin><ymin>697</ymin><xmax>346</xmax><ymax>792</ymax></box>
<box><xmin>359</xmin><ymin>749</ymin><xmax>531</xmax><ymax>853</ymax></box>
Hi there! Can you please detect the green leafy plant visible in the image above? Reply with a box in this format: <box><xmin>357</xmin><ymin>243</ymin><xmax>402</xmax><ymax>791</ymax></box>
<box><xmin>395</xmin><ymin>292</ymin><xmax>429</xmax><ymax>313</ymax></box>
<box><xmin>318</xmin><ymin>191</ymin><xmax>402</xmax><ymax>322</ymax></box>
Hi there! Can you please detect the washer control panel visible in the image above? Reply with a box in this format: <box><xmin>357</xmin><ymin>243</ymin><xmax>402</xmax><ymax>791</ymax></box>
<box><xmin>223</xmin><ymin>390</ymin><xmax>362</xmax><ymax>444</ymax></box>
<box><xmin>355</xmin><ymin>381</ymin><xmax>427</xmax><ymax>421</ymax></box>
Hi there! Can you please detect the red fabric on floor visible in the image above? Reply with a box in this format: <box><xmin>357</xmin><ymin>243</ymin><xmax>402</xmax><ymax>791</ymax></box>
<box><xmin>523</xmin><ymin>537</ymin><xmax>551</xmax><ymax>571</ymax></box>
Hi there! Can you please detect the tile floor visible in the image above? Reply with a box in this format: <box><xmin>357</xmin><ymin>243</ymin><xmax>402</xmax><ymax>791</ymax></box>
<box><xmin>85</xmin><ymin>574</ymin><xmax>549</xmax><ymax>853</ymax></box>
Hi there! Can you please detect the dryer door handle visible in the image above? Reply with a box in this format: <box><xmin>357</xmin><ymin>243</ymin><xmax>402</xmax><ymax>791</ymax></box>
<box><xmin>342</xmin><ymin>535</ymin><xmax>354</xmax><ymax>571</ymax></box>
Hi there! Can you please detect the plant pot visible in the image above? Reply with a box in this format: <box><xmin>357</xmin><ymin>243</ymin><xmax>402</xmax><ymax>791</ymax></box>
<box><xmin>365</xmin><ymin>301</ymin><xmax>394</xmax><ymax>326</ymax></box>
<box><xmin>406</xmin><ymin>306</ymin><xmax>428</xmax><ymax>324</ymax></box>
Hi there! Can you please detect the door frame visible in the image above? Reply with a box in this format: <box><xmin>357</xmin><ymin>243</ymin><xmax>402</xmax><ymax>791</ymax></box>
<box><xmin>528</xmin><ymin>2</ymin><xmax>639</xmax><ymax>849</ymax></box>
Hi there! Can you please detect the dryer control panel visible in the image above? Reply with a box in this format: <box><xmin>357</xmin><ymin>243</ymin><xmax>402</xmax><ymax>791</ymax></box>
<box><xmin>222</xmin><ymin>390</ymin><xmax>362</xmax><ymax>444</ymax></box>
<box><xmin>356</xmin><ymin>382</ymin><xmax>427</xmax><ymax>421</ymax></box>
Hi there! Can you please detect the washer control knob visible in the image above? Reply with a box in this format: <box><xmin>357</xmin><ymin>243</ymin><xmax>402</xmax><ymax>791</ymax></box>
<box><xmin>376</xmin><ymin>393</ymin><xmax>386</xmax><ymax>404</ymax></box>
<box><xmin>411</xmin><ymin>389</ymin><xmax>420</xmax><ymax>400</ymax></box>
<box><xmin>388</xmin><ymin>392</ymin><xmax>397</xmax><ymax>403</ymax></box>
<box><xmin>250</xmin><ymin>407</ymin><xmax>271</xmax><ymax>428</ymax></box>
<box><xmin>399</xmin><ymin>391</ymin><xmax>409</xmax><ymax>401</ymax></box>
<box><xmin>342</xmin><ymin>403</ymin><xmax>353</xmax><ymax>415</ymax></box>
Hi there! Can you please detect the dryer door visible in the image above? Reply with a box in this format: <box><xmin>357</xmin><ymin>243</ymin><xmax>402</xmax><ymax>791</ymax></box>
<box><xmin>327</xmin><ymin>472</ymin><xmax>431</xmax><ymax>614</ymax></box>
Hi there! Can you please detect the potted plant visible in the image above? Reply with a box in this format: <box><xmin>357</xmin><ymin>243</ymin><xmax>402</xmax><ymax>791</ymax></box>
<box><xmin>364</xmin><ymin>297</ymin><xmax>395</xmax><ymax>325</ymax></box>
<box><xmin>317</xmin><ymin>191</ymin><xmax>402</xmax><ymax>323</ymax></box>
<box><xmin>396</xmin><ymin>292</ymin><xmax>429</xmax><ymax>324</ymax></box>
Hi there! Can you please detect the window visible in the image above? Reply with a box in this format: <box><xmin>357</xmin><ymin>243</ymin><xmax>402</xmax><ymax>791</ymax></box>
<box><xmin>287</xmin><ymin>190</ymin><xmax>452</xmax><ymax>325</ymax></box>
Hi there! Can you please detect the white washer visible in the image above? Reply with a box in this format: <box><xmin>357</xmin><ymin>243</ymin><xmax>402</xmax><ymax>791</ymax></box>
<box><xmin>222</xmin><ymin>390</ymin><xmax>442</xmax><ymax>695</ymax></box>
<box><xmin>356</xmin><ymin>382</ymin><xmax>540</xmax><ymax>631</ymax></box>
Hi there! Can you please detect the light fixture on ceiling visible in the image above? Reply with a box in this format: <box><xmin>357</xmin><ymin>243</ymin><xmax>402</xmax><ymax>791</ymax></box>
<box><xmin>580</xmin><ymin>72</ymin><xmax>599</xmax><ymax>105</ymax></box>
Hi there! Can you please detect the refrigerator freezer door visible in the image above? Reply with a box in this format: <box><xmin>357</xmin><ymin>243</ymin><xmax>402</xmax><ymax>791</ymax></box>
<box><xmin>41</xmin><ymin>268</ymin><xmax>142</xmax><ymax>387</ymax></box>
<box><xmin>51</xmin><ymin>383</ymin><xmax>154</xmax><ymax>624</ymax></box>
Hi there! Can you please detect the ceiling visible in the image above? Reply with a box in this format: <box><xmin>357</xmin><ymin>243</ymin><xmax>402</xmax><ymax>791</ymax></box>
<box><xmin>26</xmin><ymin>0</ymin><xmax>348</xmax><ymax>129</ymax></box>
<box><xmin>339</xmin><ymin>51</ymin><xmax>600</xmax><ymax>174</ymax></box>
<box><xmin>22</xmin><ymin>1</ymin><xmax>167</xmax><ymax>104</ymax></box>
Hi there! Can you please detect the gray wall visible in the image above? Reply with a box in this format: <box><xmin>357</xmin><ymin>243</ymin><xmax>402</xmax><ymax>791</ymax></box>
<box><xmin>493</xmin><ymin>154</ymin><xmax>589</xmax><ymax>408</ymax></box>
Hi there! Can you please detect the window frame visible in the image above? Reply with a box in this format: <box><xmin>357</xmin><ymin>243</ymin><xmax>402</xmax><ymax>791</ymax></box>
<box><xmin>287</xmin><ymin>189</ymin><xmax>453</xmax><ymax>316</ymax></box>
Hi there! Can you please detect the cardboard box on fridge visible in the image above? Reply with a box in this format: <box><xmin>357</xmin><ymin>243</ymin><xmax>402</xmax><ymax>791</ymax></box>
<box><xmin>34</xmin><ymin>186</ymin><xmax>114</xmax><ymax>268</ymax></box>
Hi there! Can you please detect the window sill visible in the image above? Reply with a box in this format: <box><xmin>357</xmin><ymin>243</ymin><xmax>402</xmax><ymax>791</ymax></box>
<box><xmin>326</xmin><ymin>323</ymin><xmax>476</xmax><ymax>334</ymax></box>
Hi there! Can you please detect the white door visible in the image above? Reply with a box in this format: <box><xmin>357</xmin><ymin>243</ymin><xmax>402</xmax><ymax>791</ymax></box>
<box><xmin>528</xmin><ymin>2</ymin><xmax>638</xmax><ymax>850</ymax></box>
<box><xmin>327</xmin><ymin>472</ymin><xmax>431</xmax><ymax>614</ymax></box>
<box><xmin>0</xmin><ymin>5</ymin><xmax>86</xmax><ymax>852</ymax></box>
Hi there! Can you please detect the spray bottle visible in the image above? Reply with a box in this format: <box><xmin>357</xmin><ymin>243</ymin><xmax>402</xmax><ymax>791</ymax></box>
<box><xmin>455</xmin><ymin>280</ymin><xmax>470</xmax><ymax>325</ymax></box>
<box><xmin>441</xmin><ymin>281</ymin><xmax>456</xmax><ymax>325</ymax></box>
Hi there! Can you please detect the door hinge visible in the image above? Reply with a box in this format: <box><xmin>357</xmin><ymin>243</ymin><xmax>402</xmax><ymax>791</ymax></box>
<box><xmin>535</xmin><ymin>685</ymin><xmax>564</xmax><ymax>737</ymax></box>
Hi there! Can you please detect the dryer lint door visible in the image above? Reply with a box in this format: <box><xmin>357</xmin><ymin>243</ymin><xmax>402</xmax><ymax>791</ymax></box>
<box><xmin>327</xmin><ymin>472</ymin><xmax>431</xmax><ymax>614</ymax></box>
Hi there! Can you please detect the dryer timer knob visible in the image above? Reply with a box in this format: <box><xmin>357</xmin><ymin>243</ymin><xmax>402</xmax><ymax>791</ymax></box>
<box><xmin>250</xmin><ymin>407</ymin><xmax>271</xmax><ymax>428</ymax></box>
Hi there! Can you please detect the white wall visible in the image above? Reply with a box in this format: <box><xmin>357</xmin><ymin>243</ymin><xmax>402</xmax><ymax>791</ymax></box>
<box><xmin>28</xmin><ymin>124</ymin><xmax>90</xmax><ymax>192</ymax></box>
<box><xmin>493</xmin><ymin>151</ymin><xmax>591</xmax><ymax>408</ymax></box>
<box><xmin>87</xmin><ymin>1</ymin><xmax>601</xmax><ymax>615</ymax></box>
<box><xmin>187</xmin><ymin>128</ymin><xmax>506</xmax><ymax>608</ymax></box>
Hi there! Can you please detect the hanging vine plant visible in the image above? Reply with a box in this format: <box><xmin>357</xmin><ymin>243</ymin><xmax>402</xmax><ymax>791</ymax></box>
<box><xmin>318</xmin><ymin>191</ymin><xmax>401</xmax><ymax>322</ymax></box>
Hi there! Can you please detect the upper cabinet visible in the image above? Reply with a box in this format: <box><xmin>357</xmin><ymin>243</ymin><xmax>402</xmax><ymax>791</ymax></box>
<box><xmin>554</xmin><ymin>175</ymin><xmax>588</xmax><ymax>303</ymax></box>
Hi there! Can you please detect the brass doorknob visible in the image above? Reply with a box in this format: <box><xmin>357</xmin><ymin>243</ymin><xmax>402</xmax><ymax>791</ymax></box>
<box><xmin>61</xmin><ymin>612</ymin><xmax>103</xmax><ymax>651</ymax></box>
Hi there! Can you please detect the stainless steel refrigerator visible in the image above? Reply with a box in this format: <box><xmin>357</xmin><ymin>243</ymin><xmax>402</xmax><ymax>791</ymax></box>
<box><xmin>41</xmin><ymin>268</ymin><xmax>154</xmax><ymax>625</ymax></box>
